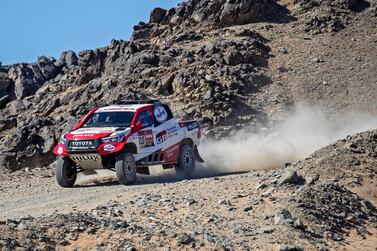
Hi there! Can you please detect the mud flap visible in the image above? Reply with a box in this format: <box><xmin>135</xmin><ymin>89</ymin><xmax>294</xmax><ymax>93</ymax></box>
<box><xmin>194</xmin><ymin>146</ymin><xmax>204</xmax><ymax>163</ymax></box>
<box><xmin>137</xmin><ymin>166</ymin><xmax>150</xmax><ymax>175</ymax></box>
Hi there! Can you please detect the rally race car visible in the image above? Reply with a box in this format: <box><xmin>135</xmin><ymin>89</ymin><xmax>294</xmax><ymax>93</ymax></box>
<box><xmin>53</xmin><ymin>100</ymin><xmax>203</xmax><ymax>187</ymax></box>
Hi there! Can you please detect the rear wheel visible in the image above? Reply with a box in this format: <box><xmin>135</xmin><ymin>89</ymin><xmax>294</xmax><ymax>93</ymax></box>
<box><xmin>175</xmin><ymin>145</ymin><xmax>196</xmax><ymax>179</ymax></box>
<box><xmin>115</xmin><ymin>152</ymin><xmax>137</xmax><ymax>185</ymax></box>
<box><xmin>56</xmin><ymin>157</ymin><xmax>77</xmax><ymax>187</ymax></box>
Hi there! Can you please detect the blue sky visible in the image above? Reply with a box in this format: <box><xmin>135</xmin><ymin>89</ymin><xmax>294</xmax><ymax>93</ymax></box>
<box><xmin>0</xmin><ymin>0</ymin><xmax>182</xmax><ymax>65</ymax></box>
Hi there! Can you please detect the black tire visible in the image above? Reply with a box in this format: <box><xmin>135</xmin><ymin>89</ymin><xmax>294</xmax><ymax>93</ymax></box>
<box><xmin>115</xmin><ymin>152</ymin><xmax>137</xmax><ymax>185</ymax></box>
<box><xmin>56</xmin><ymin>157</ymin><xmax>77</xmax><ymax>188</ymax></box>
<box><xmin>175</xmin><ymin>145</ymin><xmax>196</xmax><ymax>179</ymax></box>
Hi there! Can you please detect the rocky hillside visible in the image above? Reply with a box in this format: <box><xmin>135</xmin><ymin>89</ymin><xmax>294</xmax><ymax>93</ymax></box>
<box><xmin>0</xmin><ymin>0</ymin><xmax>376</xmax><ymax>172</ymax></box>
<box><xmin>1</xmin><ymin>129</ymin><xmax>376</xmax><ymax>250</ymax></box>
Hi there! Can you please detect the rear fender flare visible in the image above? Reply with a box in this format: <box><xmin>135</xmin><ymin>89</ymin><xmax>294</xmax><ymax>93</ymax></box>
<box><xmin>180</xmin><ymin>138</ymin><xmax>204</xmax><ymax>162</ymax></box>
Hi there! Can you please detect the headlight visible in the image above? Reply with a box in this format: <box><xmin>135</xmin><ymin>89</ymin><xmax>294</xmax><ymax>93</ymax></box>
<box><xmin>101</xmin><ymin>134</ymin><xmax>125</xmax><ymax>144</ymax></box>
<box><xmin>59</xmin><ymin>134</ymin><xmax>67</xmax><ymax>145</ymax></box>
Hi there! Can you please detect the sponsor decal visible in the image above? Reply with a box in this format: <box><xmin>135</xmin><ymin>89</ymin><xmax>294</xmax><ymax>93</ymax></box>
<box><xmin>154</xmin><ymin>105</ymin><xmax>168</xmax><ymax>123</ymax></box>
<box><xmin>145</xmin><ymin>133</ymin><xmax>153</xmax><ymax>146</ymax></box>
<box><xmin>186</xmin><ymin>121</ymin><xmax>199</xmax><ymax>131</ymax></box>
<box><xmin>137</xmin><ymin>130</ymin><xmax>154</xmax><ymax>148</ymax></box>
<box><xmin>73</xmin><ymin>134</ymin><xmax>95</xmax><ymax>137</ymax></box>
<box><xmin>167</xmin><ymin>126</ymin><xmax>178</xmax><ymax>137</ymax></box>
<box><xmin>139</xmin><ymin>135</ymin><xmax>146</xmax><ymax>146</ymax></box>
<box><xmin>70</xmin><ymin>141</ymin><xmax>94</xmax><ymax>147</ymax></box>
<box><xmin>103</xmin><ymin>144</ymin><xmax>115</xmax><ymax>152</ymax></box>
<box><xmin>164</xmin><ymin>144</ymin><xmax>180</xmax><ymax>162</ymax></box>
<box><xmin>71</xmin><ymin>127</ymin><xmax>115</xmax><ymax>135</ymax></box>
<box><xmin>156</xmin><ymin>130</ymin><xmax>168</xmax><ymax>144</ymax></box>
<box><xmin>166</xmin><ymin>144</ymin><xmax>179</xmax><ymax>158</ymax></box>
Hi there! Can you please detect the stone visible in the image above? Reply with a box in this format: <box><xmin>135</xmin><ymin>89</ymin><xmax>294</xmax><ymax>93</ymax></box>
<box><xmin>0</xmin><ymin>95</ymin><xmax>11</xmax><ymax>109</ymax></box>
<box><xmin>277</xmin><ymin>169</ymin><xmax>305</xmax><ymax>186</ymax></box>
<box><xmin>60</xmin><ymin>50</ymin><xmax>78</xmax><ymax>67</ymax></box>
<box><xmin>256</xmin><ymin>183</ymin><xmax>267</xmax><ymax>190</ymax></box>
<box><xmin>306</xmin><ymin>174</ymin><xmax>320</xmax><ymax>185</ymax></box>
<box><xmin>293</xmin><ymin>218</ymin><xmax>304</xmax><ymax>229</ymax></box>
<box><xmin>243</xmin><ymin>206</ymin><xmax>253</xmax><ymax>212</ymax></box>
<box><xmin>278</xmin><ymin>245</ymin><xmax>304</xmax><ymax>251</ymax></box>
<box><xmin>161</xmin><ymin>74</ymin><xmax>175</xmax><ymax>95</ymax></box>
<box><xmin>150</xmin><ymin>8</ymin><xmax>167</xmax><ymax>23</ymax></box>
<box><xmin>274</xmin><ymin>209</ymin><xmax>293</xmax><ymax>225</ymax></box>
<box><xmin>185</xmin><ymin>198</ymin><xmax>197</xmax><ymax>207</ymax></box>
<box><xmin>8</xmin><ymin>100</ymin><xmax>25</xmax><ymax>115</ymax></box>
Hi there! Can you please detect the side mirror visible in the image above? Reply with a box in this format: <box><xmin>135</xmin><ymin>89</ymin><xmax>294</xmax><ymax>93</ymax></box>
<box><xmin>135</xmin><ymin>121</ymin><xmax>142</xmax><ymax>130</ymax></box>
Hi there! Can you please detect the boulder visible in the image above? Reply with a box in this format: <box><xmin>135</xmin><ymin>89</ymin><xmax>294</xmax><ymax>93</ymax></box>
<box><xmin>8</xmin><ymin>65</ymin><xmax>37</xmax><ymax>99</ymax></box>
<box><xmin>37</xmin><ymin>56</ymin><xmax>59</xmax><ymax>79</ymax></box>
<box><xmin>60</xmin><ymin>50</ymin><xmax>78</xmax><ymax>67</ymax></box>
<box><xmin>7</xmin><ymin>60</ymin><xmax>61</xmax><ymax>99</ymax></box>
<box><xmin>150</xmin><ymin>8</ymin><xmax>167</xmax><ymax>23</ymax></box>
<box><xmin>8</xmin><ymin>100</ymin><xmax>25</xmax><ymax>115</ymax></box>
<box><xmin>278</xmin><ymin>169</ymin><xmax>305</xmax><ymax>186</ymax></box>
<box><xmin>0</xmin><ymin>73</ymin><xmax>13</xmax><ymax>104</ymax></box>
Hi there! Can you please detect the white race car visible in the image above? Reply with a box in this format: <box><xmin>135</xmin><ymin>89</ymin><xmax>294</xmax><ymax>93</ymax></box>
<box><xmin>53</xmin><ymin>100</ymin><xmax>203</xmax><ymax>187</ymax></box>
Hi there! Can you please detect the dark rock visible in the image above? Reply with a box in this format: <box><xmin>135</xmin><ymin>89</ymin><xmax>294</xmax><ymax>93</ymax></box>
<box><xmin>37</xmin><ymin>56</ymin><xmax>59</xmax><ymax>79</ymax></box>
<box><xmin>0</xmin><ymin>117</ymin><xmax>17</xmax><ymax>131</ymax></box>
<box><xmin>0</xmin><ymin>95</ymin><xmax>11</xmax><ymax>109</ymax></box>
<box><xmin>274</xmin><ymin>209</ymin><xmax>293</xmax><ymax>225</ymax></box>
<box><xmin>278</xmin><ymin>245</ymin><xmax>304</xmax><ymax>251</ymax></box>
<box><xmin>256</xmin><ymin>183</ymin><xmax>267</xmax><ymax>190</ymax></box>
<box><xmin>185</xmin><ymin>198</ymin><xmax>197</xmax><ymax>207</ymax></box>
<box><xmin>176</xmin><ymin>233</ymin><xmax>195</xmax><ymax>246</ymax></box>
<box><xmin>243</xmin><ymin>206</ymin><xmax>253</xmax><ymax>212</ymax></box>
<box><xmin>0</xmin><ymin>72</ymin><xmax>12</xmax><ymax>95</ymax></box>
<box><xmin>150</xmin><ymin>8</ymin><xmax>167</xmax><ymax>23</ymax></box>
<box><xmin>60</xmin><ymin>50</ymin><xmax>78</xmax><ymax>67</ymax></box>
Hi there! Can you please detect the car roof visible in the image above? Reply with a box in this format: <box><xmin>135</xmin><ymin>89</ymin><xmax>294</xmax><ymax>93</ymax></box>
<box><xmin>96</xmin><ymin>104</ymin><xmax>152</xmax><ymax>112</ymax></box>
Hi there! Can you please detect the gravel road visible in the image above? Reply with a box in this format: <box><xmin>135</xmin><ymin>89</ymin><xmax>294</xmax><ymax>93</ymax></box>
<box><xmin>0</xmin><ymin>166</ymin><xmax>246</xmax><ymax>220</ymax></box>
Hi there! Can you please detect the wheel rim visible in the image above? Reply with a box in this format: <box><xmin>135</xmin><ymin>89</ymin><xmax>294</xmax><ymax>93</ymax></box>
<box><xmin>182</xmin><ymin>150</ymin><xmax>193</xmax><ymax>170</ymax></box>
<box><xmin>66</xmin><ymin>165</ymin><xmax>76</xmax><ymax>180</ymax></box>
<box><xmin>124</xmin><ymin>157</ymin><xmax>135</xmax><ymax>177</ymax></box>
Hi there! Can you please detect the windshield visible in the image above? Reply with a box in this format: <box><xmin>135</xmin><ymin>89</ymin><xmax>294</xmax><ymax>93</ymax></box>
<box><xmin>83</xmin><ymin>111</ymin><xmax>135</xmax><ymax>128</ymax></box>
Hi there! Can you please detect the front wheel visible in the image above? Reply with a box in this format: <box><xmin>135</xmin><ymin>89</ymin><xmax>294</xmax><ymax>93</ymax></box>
<box><xmin>115</xmin><ymin>152</ymin><xmax>137</xmax><ymax>185</ymax></box>
<box><xmin>175</xmin><ymin>145</ymin><xmax>196</xmax><ymax>179</ymax></box>
<box><xmin>56</xmin><ymin>157</ymin><xmax>77</xmax><ymax>187</ymax></box>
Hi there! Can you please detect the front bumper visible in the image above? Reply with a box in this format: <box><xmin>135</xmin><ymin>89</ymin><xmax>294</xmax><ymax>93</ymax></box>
<box><xmin>54</xmin><ymin>139</ymin><xmax>125</xmax><ymax>157</ymax></box>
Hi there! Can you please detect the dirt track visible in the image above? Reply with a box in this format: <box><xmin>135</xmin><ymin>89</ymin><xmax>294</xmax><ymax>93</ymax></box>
<box><xmin>0</xmin><ymin>166</ymin><xmax>246</xmax><ymax>220</ymax></box>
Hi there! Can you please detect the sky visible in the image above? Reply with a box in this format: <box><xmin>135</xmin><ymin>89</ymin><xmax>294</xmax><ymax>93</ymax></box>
<box><xmin>0</xmin><ymin>0</ymin><xmax>182</xmax><ymax>65</ymax></box>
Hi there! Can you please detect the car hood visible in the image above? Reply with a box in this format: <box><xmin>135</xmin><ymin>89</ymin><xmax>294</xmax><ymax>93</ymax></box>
<box><xmin>65</xmin><ymin>127</ymin><xmax>130</xmax><ymax>140</ymax></box>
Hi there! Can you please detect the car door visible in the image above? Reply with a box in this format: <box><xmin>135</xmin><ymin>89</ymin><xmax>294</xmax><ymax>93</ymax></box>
<box><xmin>135</xmin><ymin>109</ymin><xmax>155</xmax><ymax>157</ymax></box>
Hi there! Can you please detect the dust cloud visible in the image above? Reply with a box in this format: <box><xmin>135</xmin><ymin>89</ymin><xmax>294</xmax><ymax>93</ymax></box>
<box><xmin>198</xmin><ymin>105</ymin><xmax>377</xmax><ymax>173</ymax></box>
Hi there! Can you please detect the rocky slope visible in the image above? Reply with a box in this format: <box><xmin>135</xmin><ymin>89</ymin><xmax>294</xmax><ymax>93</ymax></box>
<box><xmin>1</xmin><ymin>129</ymin><xmax>376</xmax><ymax>250</ymax></box>
<box><xmin>0</xmin><ymin>0</ymin><xmax>376</xmax><ymax>172</ymax></box>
